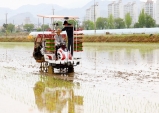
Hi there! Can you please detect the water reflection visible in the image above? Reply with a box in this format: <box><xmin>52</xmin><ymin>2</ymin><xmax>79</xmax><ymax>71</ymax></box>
<box><xmin>33</xmin><ymin>75</ymin><xmax>83</xmax><ymax>113</ymax></box>
<box><xmin>0</xmin><ymin>42</ymin><xmax>159</xmax><ymax>113</ymax></box>
<box><xmin>81</xmin><ymin>43</ymin><xmax>159</xmax><ymax>73</ymax></box>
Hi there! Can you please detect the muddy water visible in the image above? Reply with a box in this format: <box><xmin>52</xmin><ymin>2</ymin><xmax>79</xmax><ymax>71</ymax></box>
<box><xmin>0</xmin><ymin>42</ymin><xmax>159</xmax><ymax>113</ymax></box>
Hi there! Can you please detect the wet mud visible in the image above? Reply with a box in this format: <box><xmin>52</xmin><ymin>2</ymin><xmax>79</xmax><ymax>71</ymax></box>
<box><xmin>0</xmin><ymin>42</ymin><xmax>159</xmax><ymax>113</ymax></box>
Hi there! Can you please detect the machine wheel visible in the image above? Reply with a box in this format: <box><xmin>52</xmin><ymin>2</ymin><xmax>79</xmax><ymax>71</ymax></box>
<box><xmin>68</xmin><ymin>66</ymin><xmax>74</xmax><ymax>73</ymax></box>
<box><xmin>57</xmin><ymin>53</ymin><xmax>61</xmax><ymax>60</ymax></box>
<box><xmin>43</xmin><ymin>62</ymin><xmax>48</xmax><ymax>72</ymax></box>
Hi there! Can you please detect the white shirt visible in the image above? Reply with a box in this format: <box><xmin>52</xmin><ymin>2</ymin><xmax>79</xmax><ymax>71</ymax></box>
<box><xmin>54</xmin><ymin>34</ymin><xmax>64</xmax><ymax>46</ymax></box>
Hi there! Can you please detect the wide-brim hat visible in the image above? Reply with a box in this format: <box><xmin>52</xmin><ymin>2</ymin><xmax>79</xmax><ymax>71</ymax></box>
<box><xmin>63</xmin><ymin>21</ymin><xmax>68</xmax><ymax>25</ymax></box>
<box><xmin>63</xmin><ymin>21</ymin><xmax>71</xmax><ymax>25</ymax></box>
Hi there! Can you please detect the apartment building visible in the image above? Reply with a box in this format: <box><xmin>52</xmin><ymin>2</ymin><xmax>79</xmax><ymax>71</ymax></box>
<box><xmin>24</xmin><ymin>17</ymin><xmax>31</xmax><ymax>24</ymax></box>
<box><xmin>156</xmin><ymin>0</ymin><xmax>159</xmax><ymax>24</ymax></box>
<box><xmin>124</xmin><ymin>2</ymin><xmax>138</xmax><ymax>25</ymax></box>
<box><xmin>141</xmin><ymin>0</ymin><xmax>155</xmax><ymax>19</ymax></box>
<box><xmin>84</xmin><ymin>2</ymin><xmax>100</xmax><ymax>22</ymax></box>
<box><xmin>108</xmin><ymin>0</ymin><xmax>123</xmax><ymax>19</ymax></box>
<box><xmin>85</xmin><ymin>8</ymin><xmax>91</xmax><ymax>21</ymax></box>
<box><xmin>108</xmin><ymin>2</ymin><xmax>115</xmax><ymax>17</ymax></box>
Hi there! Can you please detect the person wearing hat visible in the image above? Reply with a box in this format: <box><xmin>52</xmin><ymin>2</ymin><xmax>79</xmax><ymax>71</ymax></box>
<box><xmin>62</xmin><ymin>21</ymin><xmax>74</xmax><ymax>56</ymax></box>
<box><xmin>54</xmin><ymin>28</ymin><xmax>65</xmax><ymax>60</ymax></box>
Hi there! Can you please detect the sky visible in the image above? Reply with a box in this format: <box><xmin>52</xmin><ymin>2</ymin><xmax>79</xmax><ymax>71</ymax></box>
<box><xmin>0</xmin><ymin>0</ymin><xmax>156</xmax><ymax>9</ymax></box>
<box><xmin>0</xmin><ymin>0</ymin><xmax>92</xmax><ymax>9</ymax></box>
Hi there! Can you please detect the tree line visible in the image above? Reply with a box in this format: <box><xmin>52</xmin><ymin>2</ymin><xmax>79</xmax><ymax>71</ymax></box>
<box><xmin>0</xmin><ymin>9</ymin><xmax>157</xmax><ymax>33</ymax></box>
<box><xmin>82</xmin><ymin>9</ymin><xmax>156</xmax><ymax>30</ymax></box>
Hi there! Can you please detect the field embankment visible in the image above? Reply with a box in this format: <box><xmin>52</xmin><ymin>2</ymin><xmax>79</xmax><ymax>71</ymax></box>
<box><xmin>0</xmin><ymin>37</ymin><xmax>34</xmax><ymax>42</ymax></box>
<box><xmin>0</xmin><ymin>33</ymin><xmax>34</xmax><ymax>42</ymax></box>
<box><xmin>0</xmin><ymin>34</ymin><xmax>159</xmax><ymax>42</ymax></box>
<box><xmin>83</xmin><ymin>34</ymin><xmax>159</xmax><ymax>42</ymax></box>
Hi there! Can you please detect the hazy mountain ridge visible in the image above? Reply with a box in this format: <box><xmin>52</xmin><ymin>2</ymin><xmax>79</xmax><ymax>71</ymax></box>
<box><xmin>0</xmin><ymin>0</ymin><xmax>142</xmax><ymax>25</ymax></box>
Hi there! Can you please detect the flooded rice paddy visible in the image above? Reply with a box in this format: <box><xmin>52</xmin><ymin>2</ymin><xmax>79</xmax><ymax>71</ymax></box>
<box><xmin>0</xmin><ymin>42</ymin><xmax>159</xmax><ymax>113</ymax></box>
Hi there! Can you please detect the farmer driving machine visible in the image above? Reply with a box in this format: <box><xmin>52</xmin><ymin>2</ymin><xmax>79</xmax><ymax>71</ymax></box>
<box><xmin>32</xmin><ymin>15</ymin><xmax>83</xmax><ymax>74</ymax></box>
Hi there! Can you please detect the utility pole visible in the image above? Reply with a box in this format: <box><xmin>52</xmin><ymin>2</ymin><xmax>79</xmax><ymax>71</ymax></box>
<box><xmin>52</xmin><ymin>6</ymin><xmax>55</xmax><ymax>30</ymax></box>
<box><xmin>94</xmin><ymin>0</ymin><xmax>96</xmax><ymax>34</ymax></box>
<box><xmin>13</xmin><ymin>20</ymin><xmax>14</xmax><ymax>33</ymax></box>
<box><xmin>5</xmin><ymin>13</ymin><xmax>8</xmax><ymax>38</ymax></box>
<box><xmin>38</xmin><ymin>18</ymin><xmax>39</xmax><ymax>28</ymax></box>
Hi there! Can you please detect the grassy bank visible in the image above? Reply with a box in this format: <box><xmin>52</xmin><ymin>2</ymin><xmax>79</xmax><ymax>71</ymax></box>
<box><xmin>0</xmin><ymin>36</ymin><xmax>34</xmax><ymax>42</ymax></box>
<box><xmin>83</xmin><ymin>34</ymin><xmax>159</xmax><ymax>42</ymax></box>
<box><xmin>0</xmin><ymin>34</ymin><xmax>159</xmax><ymax>42</ymax></box>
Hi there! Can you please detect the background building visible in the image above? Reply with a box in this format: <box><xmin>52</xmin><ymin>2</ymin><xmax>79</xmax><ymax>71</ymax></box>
<box><xmin>141</xmin><ymin>0</ymin><xmax>155</xmax><ymax>19</ymax></box>
<box><xmin>24</xmin><ymin>17</ymin><xmax>31</xmax><ymax>24</ymax></box>
<box><xmin>85</xmin><ymin>8</ymin><xmax>91</xmax><ymax>21</ymax></box>
<box><xmin>84</xmin><ymin>2</ymin><xmax>100</xmax><ymax>22</ymax></box>
<box><xmin>124</xmin><ymin>2</ymin><xmax>138</xmax><ymax>25</ymax></box>
<box><xmin>108</xmin><ymin>2</ymin><xmax>115</xmax><ymax>17</ymax></box>
<box><xmin>156</xmin><ymin>0</ymin><xmax>159</xmax><ymax>24</ymax></box>
<box><xmin>108</xmin><ymin>0</ymin><xmax>123</xmax><ymax>19</ymax></box>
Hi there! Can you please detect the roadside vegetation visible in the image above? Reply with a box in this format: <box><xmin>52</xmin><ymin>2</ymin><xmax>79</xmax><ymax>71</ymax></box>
<box><xmin>0</xmin><ymin>9</ymin><xmax>159</xmax><ymax>42</ymax></box>
<box><xmin>0</xmin><ymin>33</ymin><xmax>159</xmax><ymax>42</ymax></box>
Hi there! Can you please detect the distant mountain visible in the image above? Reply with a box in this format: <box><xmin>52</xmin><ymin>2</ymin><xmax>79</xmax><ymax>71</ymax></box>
<box><xmin>0</xmin><ymin>3</ymin><xmax>65</xmax><ymax>25</ymax></box>
<box><xmin>7</xmin><ymin>12</ymin><xmax>36</xmax><ymax>25</ymax></box>
<box><xmin>0</xmin><ymin>0</ymin><xmax>143</xmax><ymax>25</ymax></box>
